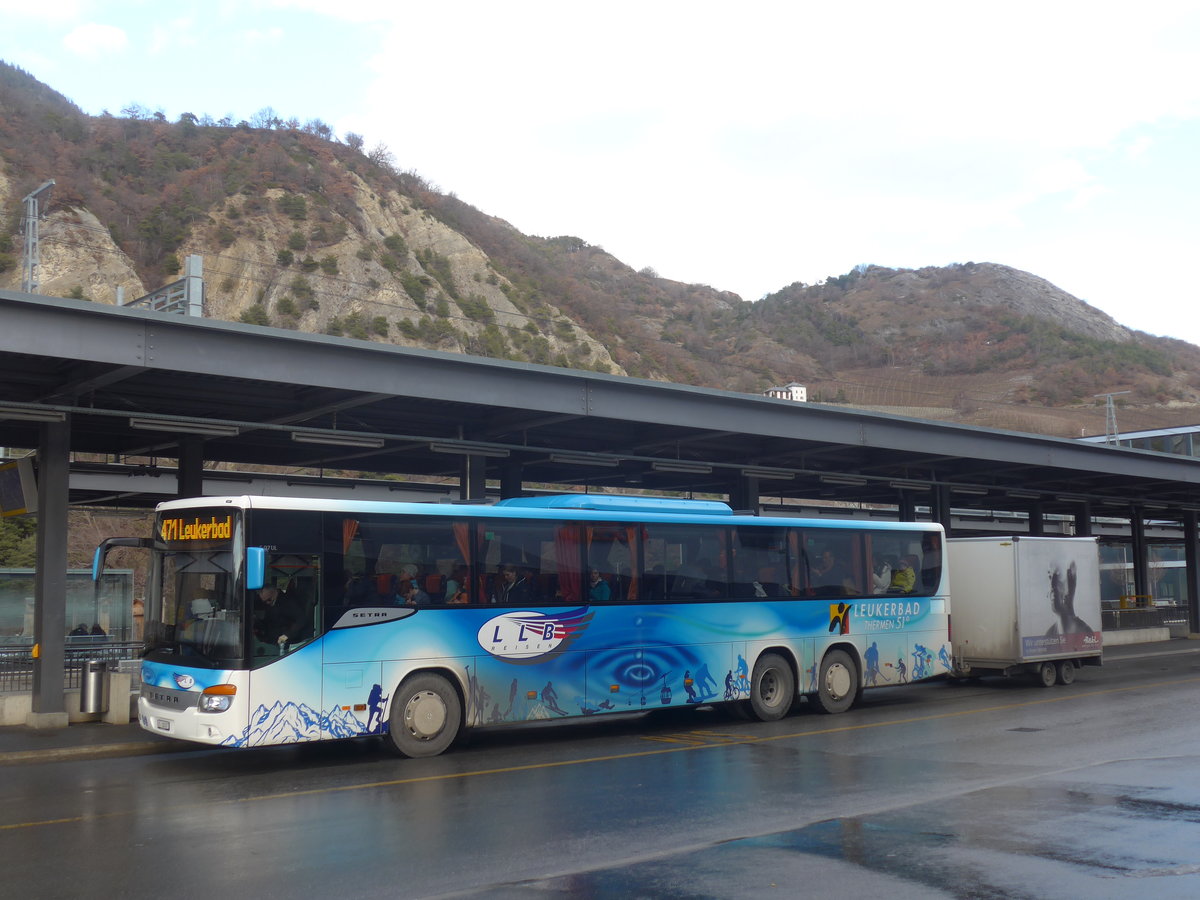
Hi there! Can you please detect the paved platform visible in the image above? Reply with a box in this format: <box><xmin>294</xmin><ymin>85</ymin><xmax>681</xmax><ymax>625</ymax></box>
<box><xmin>3</xmin><ymin>637</ymin><xmax>1196</xmax><ymax>766</ymax></box>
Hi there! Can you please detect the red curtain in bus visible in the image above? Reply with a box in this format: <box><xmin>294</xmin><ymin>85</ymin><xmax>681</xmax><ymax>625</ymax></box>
<box><xmin>556</xmin><ymin>525</ymin><xmax>582</xmax><ymax>603</ymax></box>
<box><xmin>342</xmin><ymin>519</ymin><xmax>360</xmax><ymax>555</ymax></box>
<box><xmin>624</xmin><ymin>525</ymin><xmax>641</xmax><ymax>600</ymax></box>
<box><xmin>849</xmin><ymin>534</ymin><xmax>867</xmax><ymax>595</ymax></box>
<box><xmin>453</xmin><ymin>522</ymin><xmax>470</xmax><ymax>562</ymax></box>
<box><xmin>788</xmin><ymin>530</ymin><xmax>806</xmax><ymax>596</ymax></box>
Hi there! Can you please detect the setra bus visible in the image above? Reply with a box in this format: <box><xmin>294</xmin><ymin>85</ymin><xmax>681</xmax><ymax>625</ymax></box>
<box><xmin>95</xmin><ymin>493</ymin><xmax>951</xmax><ymax>757</ymax></box>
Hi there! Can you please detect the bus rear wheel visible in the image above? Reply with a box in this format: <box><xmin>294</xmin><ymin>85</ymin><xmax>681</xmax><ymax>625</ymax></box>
<box><xmin>749</xmin><ymin>653</ymin><xmax>795</xmax><ymax>721</ymax></box>
<box><xmin>387</xmin><ymin>672</ymin><xmax>461</xmax><ymax>758</ymax></box>
<box><xmin>815</xmin><ymin>650</ymin><xmax>858</xmax><ymax>714</ymax></box>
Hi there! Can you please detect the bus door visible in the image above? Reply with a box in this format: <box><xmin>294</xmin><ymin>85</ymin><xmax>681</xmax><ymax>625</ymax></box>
<box><xmin>242</xmin><ymin>530</ymin><xmax>326</xmax><ymax>741</ymax></box>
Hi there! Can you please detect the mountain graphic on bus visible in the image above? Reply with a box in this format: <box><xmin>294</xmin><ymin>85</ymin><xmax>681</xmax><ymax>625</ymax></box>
<box><xmin>223</xmin><ymin>701</ymin><xmax>371</xmax><ymax>747</ymax></box>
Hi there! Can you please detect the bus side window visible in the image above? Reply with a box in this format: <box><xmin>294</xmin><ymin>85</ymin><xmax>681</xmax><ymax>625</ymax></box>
<box><xmin>646</xmin><ymin>524</ymin><xmax>728</xmax><ymax>602</ymax></box>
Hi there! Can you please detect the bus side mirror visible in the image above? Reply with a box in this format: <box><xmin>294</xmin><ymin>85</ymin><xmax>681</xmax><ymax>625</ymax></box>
<box><xmin>246</xmin><ymin>547</ymin><xmax>266</xmax><ymax>590</ymax></box>
<box><xmin>92</xmin><ymin>537</ymin><xmax>156</xmax><ymax>581</ymax></box>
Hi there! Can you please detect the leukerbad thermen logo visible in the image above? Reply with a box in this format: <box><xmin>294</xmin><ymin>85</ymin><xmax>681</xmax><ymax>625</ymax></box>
<box><xmin>478</xmin><ymin>608</ymin><xmax>594</xmax><ymax>663</ymax></box>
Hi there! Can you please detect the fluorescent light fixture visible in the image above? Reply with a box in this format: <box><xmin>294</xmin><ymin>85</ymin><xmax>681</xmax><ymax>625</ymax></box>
<box><xmin>1006</xmin><ymin>490</ymin><xmax>1040</xmax><ymax>499</ymax></box>
<box><xmin>0</xmin><ymin>405</ymin><xmax>67</xmax><ymax>423</ymax></box>
<box><xmin>1143</xmin><ymin>502</ymin><xmax>1169</xmax><ymax>510</ymax></box>
<box><xmin>129</xmin><ymin>416</ymin><xmax>239</xmax><ymax>437</ymax></box>
<box><xmin>428</xmin><ymin>441</ymin><xmax>510</xmax><ymax>459</ymax></box>
<box><xmin>952</xmin><ymin>486</ymin><xmax>989</xmax><ymax>496</ymax></box>
<box><xmin>742</xmin><ymin>466</ymin><xmax>794</xmax><ymax>480</ymax></box>
<box><xmin>1054</xmin><ymin>495</ymin><xmax>1087</xmax><ymax>503</ymax></box>
<box><xmin>651</xmin><ymin>461</ymin><xmax>712</xmax><ymax>474</ymax></box>
<box><xmin>292</xmin><ymin>430</ymin><xmax>384</xmax><ymax>449</ymax></box>
<box><xmin>819</xmin><ymin>474</ymin><xmax>867</xmax><ymax>486</ymax></box>
<box><xmin>551</xmin><ymin>453</ymin><xmax>621</xmax><ymax>468</ymax></box>
<box><xmin>888</xmin><ymin>480</ymin><xmax>928</xmax><ymax>491</ymax></box>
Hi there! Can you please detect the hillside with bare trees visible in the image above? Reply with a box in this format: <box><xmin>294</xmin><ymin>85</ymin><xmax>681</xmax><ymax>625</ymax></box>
<box><xmin>3</xmin><ymin>59</ymin><xmax>1200</xmax><ymax>440</ymax></box>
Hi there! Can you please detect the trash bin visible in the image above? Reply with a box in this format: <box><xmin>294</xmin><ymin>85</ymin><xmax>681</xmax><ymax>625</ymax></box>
<box><xmin>80</xmin><ymin>659</ymin><xmax>110</xmax><ymax>714</ymax></box>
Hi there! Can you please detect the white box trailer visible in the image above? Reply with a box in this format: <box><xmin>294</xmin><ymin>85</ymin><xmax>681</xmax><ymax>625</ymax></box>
<box><xmin>948</xmin><ymin>536</ymin><xmax>1102</xmax><ymax>686</ymax></box>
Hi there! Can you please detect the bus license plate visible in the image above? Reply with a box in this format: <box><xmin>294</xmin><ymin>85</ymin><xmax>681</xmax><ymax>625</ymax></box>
<box><xmin>155</xmin><ymin>718</ymin><xmax>172</xmax><ymax>732</ymax></box>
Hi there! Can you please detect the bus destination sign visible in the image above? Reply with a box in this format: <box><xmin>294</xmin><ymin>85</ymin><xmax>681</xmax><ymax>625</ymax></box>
<box><xmin>159</xmin><ymin>514</ymin><xmax>233</xmax><ymax>542</ymax></box>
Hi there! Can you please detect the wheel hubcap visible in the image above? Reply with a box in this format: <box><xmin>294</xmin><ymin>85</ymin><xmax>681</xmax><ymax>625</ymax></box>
<box><xmin>404</xmin><ymin>690</ymin><xmax>447</xmax><ymax>740</ymax></box>
<box><xmin>825</xmin><ymin>663</ymin><xmax>852</xmax><ymax>700</ymax></box>
<box><xmin>759</xmin><ymin>669</ymin><xmax>781</xmax><ymax>706</ymax></box>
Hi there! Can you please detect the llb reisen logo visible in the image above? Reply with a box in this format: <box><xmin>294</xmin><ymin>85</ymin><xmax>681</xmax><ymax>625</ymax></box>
<box><xmin>477</xmin><ymin>607</ymin><xmax>593</xmax><ymax>663</ymax></box>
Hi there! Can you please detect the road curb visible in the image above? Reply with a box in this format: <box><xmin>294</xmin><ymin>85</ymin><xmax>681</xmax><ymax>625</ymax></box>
<box><xmin>0</xmin><ymin>740</ymin><xmax>184</xmax><ymax>766</ymax></box>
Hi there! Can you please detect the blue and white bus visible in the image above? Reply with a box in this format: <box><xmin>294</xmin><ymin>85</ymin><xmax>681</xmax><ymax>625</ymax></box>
<box><xmin>97</xmin><ymin>494</ymin><xmax>951</xmax><ymax>757</ymax></box>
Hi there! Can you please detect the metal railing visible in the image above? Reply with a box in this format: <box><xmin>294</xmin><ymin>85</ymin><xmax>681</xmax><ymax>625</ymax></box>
<box><xmin>0</xmin><ymin>642</ymin><xmax>143</xmax><ymax>693</ymax></box>
<box><xmin>1101</xmin><ymin>605</ymin><xmax>1191</xmax><ymax>634</ymax></box>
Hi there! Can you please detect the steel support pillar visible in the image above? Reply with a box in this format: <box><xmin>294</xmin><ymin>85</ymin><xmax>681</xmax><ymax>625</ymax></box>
<box><xmin>729</xmin><ymin>477</ymin><xmax>760</xmax><ymax>514</ymax></box>
<box><xmin>1130</xmin><ymin>508</ymin><xmax>1149</xmax><ymax>602</ymax></box>
<box><xmin>498</xmin><ymin>461</ymin><xmax>523</xmax><ymax>500</ymax></box>
<box><xmin>933</xmin><ymin>485</ymin><xmax>952</xmax><ymax>534</ymax></box>
<box><xmin>459</xmin><ymin>454</ymin><xmax>486</xmax><ymax>501</ymax></box>
<box><xmin>1184</xmin><ymin>511</ymin><xmax>1200</xmax><ymax>636</ymax></box>
<box><xmin>28</xmin><ymin>416</ymin><xmax>70</xmax><ymax>728</ymax></box>
<box><xmin>177</xmin><ymin>436</ymin><xmax>204</xmax><ymax>498</ymax></box>
<box><xmin>1028</xmin><ymin>501</ymin><xmax>1045</xmax><ymax>536</ymax></box>
<box><xmin>1074</xmin><ymin>502</ymin><xmax>1093</xmax><ymax>537</ymax></box>
<box><xmin>897</xmin><ymin>493</ymin><xmax>917</xmax><ymax>523</ymax></box>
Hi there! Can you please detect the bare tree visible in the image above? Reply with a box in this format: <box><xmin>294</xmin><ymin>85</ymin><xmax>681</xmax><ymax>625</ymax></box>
<box><xmin>250</xmin><ymin>106</ymin><xmax>279</xmax><ymax>129</ymax></box>
<box><xmin>303</xmin><ymin>118</ymin><xmax>333</xmax><ymax>140</ymax></box>
<box><xmin>367</xmin><ymin>142</ymin><xmax>396</xmax><ymax>172</ymax></box>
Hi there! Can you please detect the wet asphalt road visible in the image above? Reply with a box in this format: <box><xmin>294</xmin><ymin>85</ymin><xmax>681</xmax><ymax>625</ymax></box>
<box><xmin>4</xmin><ymin>646</ymin><xmax>1200</xmax><ymax>899</ymax></box>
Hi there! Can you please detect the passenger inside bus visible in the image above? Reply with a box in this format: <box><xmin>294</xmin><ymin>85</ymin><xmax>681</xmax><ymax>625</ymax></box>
<box><xmin>495</xmin><ymin>565</ymin><xmax>534</xmax><ymax>605</ymax></box>
<box><xmin>445</xmin><ymin>564</ymin><xmax>470</xmax><ymax>604</ymax></box>
<box><xmin>813</xmin><ymin>547</ymin><xmax>853</xmax><ymax>595</ymax></box>
<box><xmin>587</xmin><ymin>568</ymin><xmax>612</xmax><ymax>603</ymax></box>
<box><xmin>888</xmin><ymin>556</ymin><xmax>918</xmax><ymax>593</ymax></box>
<box><xmin>873</xmin><ymin>557</ymin><xmax>894</xmax><ymax>594</ymax></box>
<box><xmin>253</xmin><ymin>584</ymin><xmax>309</xmax><ymax>650</ymax></box>
<box><xmin>397</xmin><ymin>579</ymin><xmax>431</xmax><ymax>607</ymax></box>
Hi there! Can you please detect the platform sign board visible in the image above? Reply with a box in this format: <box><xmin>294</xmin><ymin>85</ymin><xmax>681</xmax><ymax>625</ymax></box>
<box><xmin>0</xmin><ymin>458</ymin><xmax>37</xmax><ymax>517</ymax></box>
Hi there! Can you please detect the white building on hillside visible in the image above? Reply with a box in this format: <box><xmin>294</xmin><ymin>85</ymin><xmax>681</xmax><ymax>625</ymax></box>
<box><xmin>764</xmin><ymin>382</ymin><xmax>807</xmax><ymax>403</ymax></box>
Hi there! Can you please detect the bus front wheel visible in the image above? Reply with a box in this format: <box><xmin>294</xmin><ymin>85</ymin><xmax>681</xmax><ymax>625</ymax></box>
<box><xmin>815</xmin><ymin>650</ymin><xmax>858</xmax><ymax>714</ymax></box>
<box><xmin>750</xmin><ymin>653</ymin><xmax>795</xmax><ymax>721</ymax></box>
<box><xmin>387</xmin><ymin>672</ymin><xmax>461</xmax><ymax>758</ymax></box>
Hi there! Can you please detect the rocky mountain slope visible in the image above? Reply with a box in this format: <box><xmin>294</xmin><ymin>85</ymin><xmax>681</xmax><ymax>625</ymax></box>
<box><xmin>3</xmin><ymin>60</ymin><xmax>1198</xmax><ymax>439</ymax></box>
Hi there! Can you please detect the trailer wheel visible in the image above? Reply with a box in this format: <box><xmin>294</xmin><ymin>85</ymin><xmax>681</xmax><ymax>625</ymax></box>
<box><xmin>387</xmin><ymin>672</ymin><xmax>461</xmax><ymax>758</ymax></box>
<box><xmin>815</xmin><ymin>649</ymin><xmax>859</xmax><ymax>714</ymax></box>
<box><xmin>749</xmin><ymin>653</ymin><xmax>795</xmax><ymax>721</ymax></box>
<box><xmin>1055</xmin><ymin>660</ymin><xmax>1076</xmax><ymax>686</ymax></box>
<box><xmin>1035</xmin><ymin>661</ymin><xmax>1057</xmax><ymax>688</ymax></box>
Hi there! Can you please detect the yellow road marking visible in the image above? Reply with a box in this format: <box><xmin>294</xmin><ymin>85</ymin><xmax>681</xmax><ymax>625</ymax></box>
<box><xmin>4</xmin><ymin>675</ymin><xmax>1198</xmax><ymax>830</ymax></box>
<box><xmin>0</xmin><ymin>816</ymin><xmax>86</xmax><ymax>831</ymax></box>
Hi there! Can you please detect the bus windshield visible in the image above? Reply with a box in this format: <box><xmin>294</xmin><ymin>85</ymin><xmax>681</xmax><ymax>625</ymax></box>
<box><xmin>145</xmin><ymin>508</ymin><xmax>245</xmax><ymax>666</ymax></box>
<box><xmin>145</xmin><ymin>549</ymin><xmax>244</xmax><ymax>664</ymax></box>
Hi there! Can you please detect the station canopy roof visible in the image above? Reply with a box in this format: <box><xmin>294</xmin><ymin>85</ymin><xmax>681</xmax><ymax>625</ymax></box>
<box><xmin>4</xmin><ymin>289</ymin><xmax>1200</xmax><ymax>515</ymax></box>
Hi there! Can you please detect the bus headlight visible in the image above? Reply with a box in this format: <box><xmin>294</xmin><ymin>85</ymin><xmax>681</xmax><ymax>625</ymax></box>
<box><xmin>198</xmin><ymin>684</ymin><xmax>237</xmax><ymax>713</ymax></box>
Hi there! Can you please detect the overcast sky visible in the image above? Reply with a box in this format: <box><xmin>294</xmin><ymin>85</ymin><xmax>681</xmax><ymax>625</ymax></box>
<box><xmin>3</xmin><ymin>1</ymin><xmax>1199</xmax><ymax>344</ymax></box>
